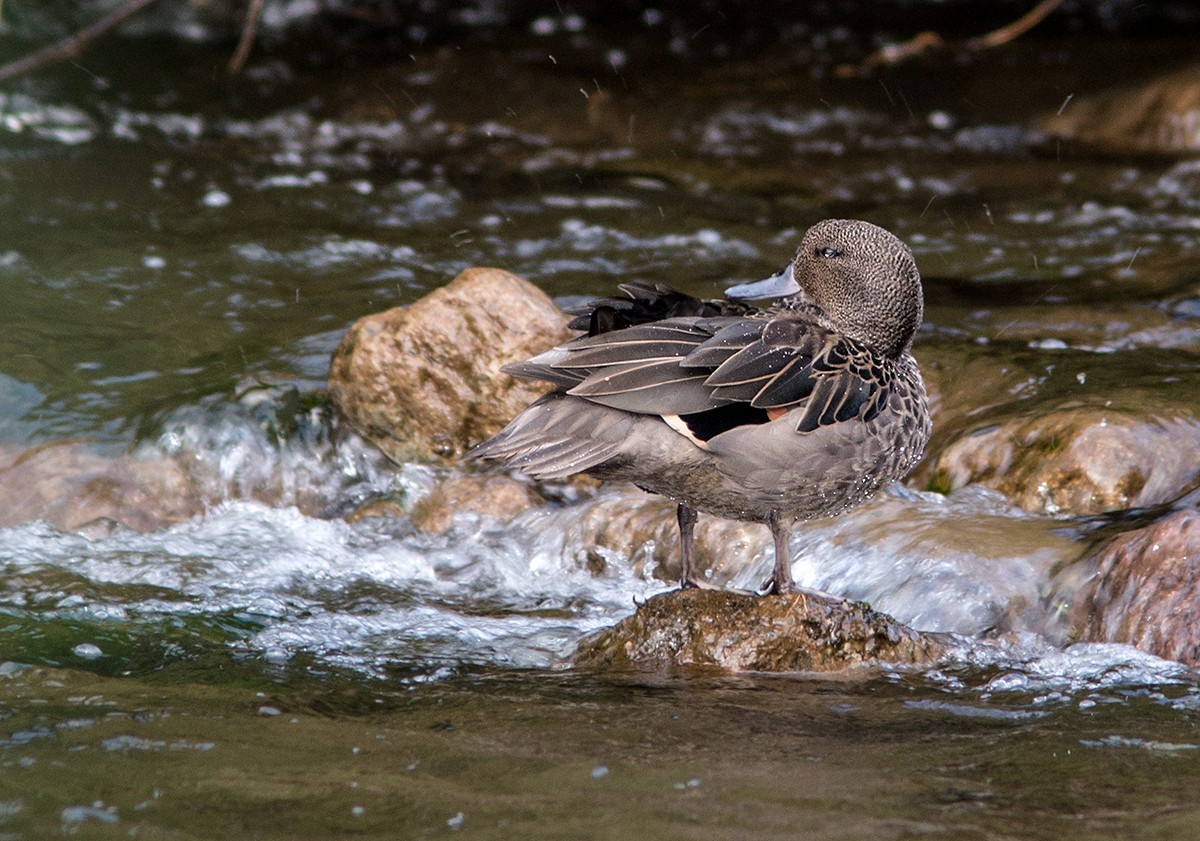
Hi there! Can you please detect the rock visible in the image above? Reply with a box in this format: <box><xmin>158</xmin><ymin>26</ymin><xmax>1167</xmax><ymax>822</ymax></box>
<box><xmin>328</xmin><ymin>267</ymin><xmax>573</xmax><ymax>464</ymax></box>
<box><xmin>1039</xmin><ymin>63</ymin><xmax>1200</xmax><ymax>159</ymax></box>
<box><xmin>914</xmin><ymin>343</ymin><xmax>1045</xmax><ymax>457</ymax></box>
<box><xmin>572</xmin><ymin>588</ymin><xmax>946</xmax><ymax>672</ymax></box>
<box><xmin>924</xmin><ymin>407</ymin><xmax>1200</xmax><ymax>516</ymax></box>
<box><xmin>409</xmin><ymin>473</ymin><xmax>543</xmax><ymax>532</ymax></box>
<box><xmin>343</xmin><ymin>497</ymin><xmax>407</xmax><ymax>524</ymax></box>
<box><xmin>914</xmin><ymin>343</ymin><xmax>1200</xmax><ymax>516</ymax></box>
<box><xmin>1062</xmin><ymin>509</ymin><xmax>1200</xmax><ymax>666</ymax></box>
<box><xmin>0</xmin><ymin>441</ymin><xmax>201</xmax><ymax>532</ymax></box>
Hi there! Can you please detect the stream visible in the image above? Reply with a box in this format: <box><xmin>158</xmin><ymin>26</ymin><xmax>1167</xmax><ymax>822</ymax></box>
<box><xmin>2</xmin><ymin>6</ymin><xmax>1200</xmax><ymax>837</ymax></box>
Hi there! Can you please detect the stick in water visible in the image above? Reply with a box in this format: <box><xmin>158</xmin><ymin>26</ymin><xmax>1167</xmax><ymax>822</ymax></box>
<box><xmin>0</xmin><ymin>0</ymin><xmax>163</xmax><ymax>84</ymax></box>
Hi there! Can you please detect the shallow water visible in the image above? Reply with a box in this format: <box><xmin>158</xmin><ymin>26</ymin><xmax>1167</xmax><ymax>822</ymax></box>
<box><xmin>3</xmin><ymin>662</ymin><xmax>1200</xmax><ymax>840</ymax></box>
<box><xmin>3</xmin><ymin>9</ymin><xmax>1200</xmax><ymax>838</ymax></box>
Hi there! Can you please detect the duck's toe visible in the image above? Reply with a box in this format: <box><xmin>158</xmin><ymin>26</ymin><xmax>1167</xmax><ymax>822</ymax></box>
<box><xmin>756</xmin><ymin>578</ymin><xmax>846</xmax><ymax>605</ymax></box>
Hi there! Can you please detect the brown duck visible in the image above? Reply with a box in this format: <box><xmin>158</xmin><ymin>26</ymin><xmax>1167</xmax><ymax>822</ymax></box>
<box><xmin>471</xmin><ymin>219</ymin><xmax>930</xmax><ymax>595</ymax></box>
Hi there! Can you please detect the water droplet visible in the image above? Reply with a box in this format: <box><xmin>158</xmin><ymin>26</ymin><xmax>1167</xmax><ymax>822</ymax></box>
<box><xmin>927</xmin><ymin>110</ymin><xmax>953</xmax><ymax>130</ymax></box>
<box><xmin>72</xmin><ymin>643</ymin><xmax>103</xmax><ymax>660</ymax></box>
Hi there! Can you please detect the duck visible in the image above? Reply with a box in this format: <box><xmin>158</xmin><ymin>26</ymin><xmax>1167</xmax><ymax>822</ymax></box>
<box><xmin>470</xmin><ymin>218</ymin><xmax>930</xmax><ymax>595</ymax></box>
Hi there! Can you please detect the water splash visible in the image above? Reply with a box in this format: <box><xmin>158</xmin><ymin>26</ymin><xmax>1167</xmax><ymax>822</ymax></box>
<box><xmin>723</xmin><ymin>485</ymin><xmax>1078</xmax><ymax>638</ymax></box>
<box><xmin>0</xmin><ymin>473</ymin><xmax>1181</xmax><ymax>692</ymax></box>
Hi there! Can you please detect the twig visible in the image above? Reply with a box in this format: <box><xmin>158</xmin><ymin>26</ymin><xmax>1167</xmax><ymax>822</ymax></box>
<box><xmin>965</xmin><ymin>0</ymin><xmax>1065</xmax><ymax>50</ymax></box>
<box><xmin>228</xmin><ymin>0</ymin><xmax>266</xmax><ymax>74</ymax></box>
<box><xmin>836</xmin><ymin>30</ymin><xmax>944</xmax><ymax>78</ymax></box>
<box><xmin>835</xmin><ymin>0</ymin><xmax>1067</xmax><ymax>78</ymax></box>
<box><xmin>0</xmin><ymin>0</ymin><xmax>163</xmax><ymax>85</ymax></box>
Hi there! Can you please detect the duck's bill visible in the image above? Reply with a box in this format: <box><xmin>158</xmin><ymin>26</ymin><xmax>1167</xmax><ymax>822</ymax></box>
<box><xmin>725</xmin><ymin>263</ymin><xmax>800</xmax><ymax>299</ymax></box>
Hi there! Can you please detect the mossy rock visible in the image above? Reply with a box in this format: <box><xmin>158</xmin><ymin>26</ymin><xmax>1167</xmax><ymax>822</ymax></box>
<box><xmin>572</xmin><ymin>588</ymin><xmax>947</xmax><ymax>672</ymax></box>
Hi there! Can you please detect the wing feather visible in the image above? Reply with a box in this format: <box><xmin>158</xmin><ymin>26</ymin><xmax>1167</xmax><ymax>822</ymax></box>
<box><xmin>502</xmin><ymin>291</ymin><xmax>892</xmax><ymax>436</ymax></box>
<box><xmin>567</xmin><ymin>361</ymin><xmax>722</xmax><ymax>414</ymax></box>
<box><xmin>748</xmin><ymin>354</ymin><xmax>818</xmax><ymax>408</ymax></box>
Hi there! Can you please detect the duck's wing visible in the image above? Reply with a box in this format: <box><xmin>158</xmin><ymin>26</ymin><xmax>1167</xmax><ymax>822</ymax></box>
<box><xmin>517</xmin><ymin>317</ymin><xmax>747</xmax><ymax>414</ymax></box>
<box><xmin>564</xmin><ymin>281</ymin><xmax>755</xmax><ymax>335</ymax></box>
<box><xmin>695</xmin><ymin>317</ymin><xmax>891</xmax><ymax>434</ymax></box>
<box><xmin>504</xmin><ymin>279</ymin><xmax>752</xmax><ymax>398</ymax></box>
<box><xmin>509</xmin><ymin>306</ymin><xmax>891</xmax><ymax>437</ymax></box>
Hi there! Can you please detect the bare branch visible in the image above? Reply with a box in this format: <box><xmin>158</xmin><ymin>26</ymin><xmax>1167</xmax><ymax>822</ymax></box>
<box><xmin>228</xmin><ymin>0</ymin><xmax>267</xmax><ymax>75</ymax></box>
<box><xmin>0</xmin><ymin>0</ymin><xmax>163</xmax><ymax>85</ymax></box>
<box><xmin>835</xmin><ymin>0</ymin><xmax>1068</xmax><ymax>78</ymax></box>
<box><xmin>835</xmin><ymin>31</ymin><xmax>943</xmax><ymax>78</ymax></box>
<box><xmin>966</xmin><ymin>0</ymin><xmax>1066</xmax><ymax>50</ymax></box>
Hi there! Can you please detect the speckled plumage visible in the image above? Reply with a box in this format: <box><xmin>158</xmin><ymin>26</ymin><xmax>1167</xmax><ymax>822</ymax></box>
<box><xmin>471</xmin><ymin>219</ymin><xmax>931</xmax><ymax>594</ymax></box>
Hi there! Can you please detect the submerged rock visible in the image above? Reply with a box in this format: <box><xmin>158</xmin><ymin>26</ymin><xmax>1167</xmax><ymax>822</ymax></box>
<box><xmin>925</xmin><ymin>407</ymin><xmax>1200</xmax><ymax>516</ymax></box>
<box><xmin>1039</xmin><ymin>62</ymin><xmax>1200</xmax><ymax>159</ymax></box>
<box><xmin>409</xmin><ymin>473</ymin><xmax>543</xmax><ymax>532</ymax></box>
<box><xmin>328</xmin><ymin>267</ymin><xmax>572</xmax><ymax>463</ymax></box>
<box><xmin>0</xmin><ymin>441</ymin><xmax>201</xmax><ymax>532</ymax></box>
<box><xmin>915</xmin><ymin>344</ymin><xmax>1200</xmax><ymax>516</ymax></box>
<box><xmin>572</xmin><ymin>588</ymin><xmax>946</xmax><ymax>672</ymax></box>
<box><xmin>1064</xmin><ymin>509</ymin><xmax>1200</xmax><ymax>667</ymax></box>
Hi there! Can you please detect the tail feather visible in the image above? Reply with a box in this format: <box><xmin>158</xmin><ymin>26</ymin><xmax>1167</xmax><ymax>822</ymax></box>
<box><xmin>468</xmin><ymin>394</ymin><xmax>629</xmax><ymax>480</ymax></box>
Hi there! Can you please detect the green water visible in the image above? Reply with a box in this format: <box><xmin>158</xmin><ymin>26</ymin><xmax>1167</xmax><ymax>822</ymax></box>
<box><xmin>4</xmin><ymin>664</ymin><xmax>1200</xmax><ymax>840</ymax></box>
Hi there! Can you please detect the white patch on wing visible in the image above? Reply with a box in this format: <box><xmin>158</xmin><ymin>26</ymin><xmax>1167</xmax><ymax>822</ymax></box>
<box><xmin>662</xmin><ymin>414</ymin><xmax>711</xmax><ymax>449</ymax></box>
<box><xmin>523</xmin><ymin>347</ymin><xmax>573</xmax><ymax>367</ymax></box>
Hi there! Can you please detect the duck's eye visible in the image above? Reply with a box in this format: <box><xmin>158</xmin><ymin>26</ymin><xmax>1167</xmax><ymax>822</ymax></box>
<box><xmin>817</xmin><ymin>246</ymin><xmax>843</xmax><ymax>258</ymax></box>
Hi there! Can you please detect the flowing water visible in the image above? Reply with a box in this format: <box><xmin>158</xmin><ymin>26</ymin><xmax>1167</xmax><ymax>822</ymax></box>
<box><xmin>2</xmin><ymin>9</ymin><xmax>1200</xmax><ymax>838</ymax></box>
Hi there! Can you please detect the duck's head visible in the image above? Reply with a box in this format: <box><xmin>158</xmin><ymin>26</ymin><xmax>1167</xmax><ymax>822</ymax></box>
<box><xmin>726</xmin><ymin>219</ymin><xmax>923</xmax><ymax>358</ymax></box>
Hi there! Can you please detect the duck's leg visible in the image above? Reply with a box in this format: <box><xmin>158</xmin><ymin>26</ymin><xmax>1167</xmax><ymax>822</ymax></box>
<box><xmin>677</xmin><ymin>503</ymin><xmax>704</xmax><ymax>589</ymax></box>
<box><xmin>677</xmin><ymin>504</ymin><xmax>756</xmax><ymax>593</ymax></box>
<box><xmin>677</xmin><ymin>503</ymin><xmax>698</xmax><ymax>588</ymax></box>
<box><xmin>759</xmin><ymin>512</ymin><xmax>797</xmax><ymax>594</ymax></box>
<box><xmin>758</xmin><ymin>514</ymin><xmax>846</xmax><ymax>602</ymax></box>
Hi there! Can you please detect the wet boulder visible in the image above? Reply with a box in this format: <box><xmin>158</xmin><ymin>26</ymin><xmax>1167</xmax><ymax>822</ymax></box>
<box><xmin>566</xmin><ymin>491</ymin><xmax>766</xmax><ymax>585</ymax></box>
<box><xmin>915</xmin><ymin>344</ymin><xmax>1200</xmax><ymax>516</ymax></box>
<box><xmin>1039</xmin><ymin>62</ymin><xmax>1200</xmax><ymax>159</ymax></box>
<box><xmin>924</xmin><ymin>407</ymin><xmax>1200</xmax><ymax>516</ymax></box>
<box><xmin>1063</xmin><ymin>509</ymin><xmax>1200</xmax><ymax>667</ymax></box>
<box><xmin>408</xmin><ymin>473</ymin><xmax>543</xmax><ymax>532</ymax></box>
<box><xmin>0</xmin><ymin>442</ymin><xmax>202</xmax><ymax>533</ymax></box>
<box><xmin>572</xmin><ymin>588</ymin><xmax>946</xmax><ymax>672</ymax></box>
<box><xmin>328</xmin><ymin>267</ymin><xmax>573</xmax><ymax>463</ymax></box>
